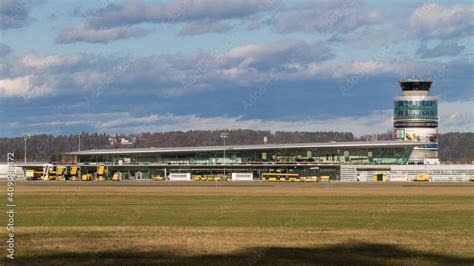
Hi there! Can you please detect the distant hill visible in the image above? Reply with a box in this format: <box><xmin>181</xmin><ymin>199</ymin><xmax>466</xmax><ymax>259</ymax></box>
<box><xmin>0</xmin><ymin>131</ymin><xmax>472</xmax><ymax>163</ymax></box>
<box><xmin>438</xmin><ymin>132</ymin><xmax>474</xmax><ymax>163</ymax></box>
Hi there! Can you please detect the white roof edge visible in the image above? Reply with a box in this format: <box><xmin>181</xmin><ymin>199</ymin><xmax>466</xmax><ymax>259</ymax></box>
<box><xmin>63</xmin><ymin>141</ymin><xmax>429</xmax><ymax>156</ymax></box>
<box><xmin>394</xmin><ymin>96</ymin><xmax>437</xmax><ymax>100</ymax></box>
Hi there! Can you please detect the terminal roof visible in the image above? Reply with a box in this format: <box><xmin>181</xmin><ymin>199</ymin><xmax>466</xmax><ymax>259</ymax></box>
<box><xmin>64</xmin><ymin>141</ymin><xmax>428</xmax><ymax>156</ymax></box>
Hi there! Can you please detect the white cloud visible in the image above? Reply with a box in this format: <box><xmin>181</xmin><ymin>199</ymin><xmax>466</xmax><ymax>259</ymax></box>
<box><xmin>0</xmin><ymin>42</ymin><xmax>471</xmax><ymax>101</ymax></box>
<box><xmin>0</xmin><ymin>52</ymin><xmax>95</xmax><ymax>97</ymax></box>
<box><xmin>57</xmin><ymin>0</ymin><xmax>278</xmax><ymax>42</ymax></box>
<box><xmin>0</xmin><ymin>75</ymin><xmax>53</xmax><ymax>97</ymax></box>
<box><xmin>303</xmin><ymin>60</ymin><xmax>425</xmax><ymax>78</ymax></box>
<box><xmin>222</xmin><ymin>39</ymin><xmax>333</xmax><ymax>68</ymax></box>
<box><xmin>407</xmin><ymin>4</ymin><xmax>474</xmax><ymax>40</ymax></box>
<box><xmin>269</xmin><ymin>1</ymin><xmax>383</xmax><ymax>34</ymax></box>
<box><xmin>86</xmin><ymin>0</ymin><xmax>277</xmax><ymax>27</ymax></box>
<box><xmin>439</xmin><ymin>100</ymin><xmax>474</xmax><ymax>132</ymax></box>
<box><xmin>20</xmin><ymin>53</ymin><xmax>86</xmax><ymax>69</ymax></box>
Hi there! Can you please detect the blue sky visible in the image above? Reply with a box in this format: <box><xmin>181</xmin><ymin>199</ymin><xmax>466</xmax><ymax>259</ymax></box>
<box><xmin>0</xmin><ymin>0</ymin><xmax>473</xmax><ymax>137</ymax></box>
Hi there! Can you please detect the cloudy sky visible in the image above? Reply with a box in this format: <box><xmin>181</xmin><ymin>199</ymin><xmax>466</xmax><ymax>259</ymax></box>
<box><xmin>0</xmin><ymin>0</ymin><xmax>473</xmax><ymax>137</ymax></box>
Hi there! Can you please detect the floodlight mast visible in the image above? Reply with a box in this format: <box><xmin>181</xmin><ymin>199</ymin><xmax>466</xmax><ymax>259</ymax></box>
<box><xmin>220</xmin><ymin>131</ymin><xmax>229</xmax><ymax>177</ymax></box>
<box><xmin>78</xmin><ymin>131</ymin><xmax>83</xmax><ymax>151</ymax></box>
<box><xmin>23</xmin><ymin>133</ymin><xmax>31</xmax><ymax>164</ymax></box>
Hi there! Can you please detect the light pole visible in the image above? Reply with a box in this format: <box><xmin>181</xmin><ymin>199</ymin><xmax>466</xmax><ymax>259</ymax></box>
<box><xmin>77</xmin><ymin>131</ymin><xmax>83</xmax><ymax>151</ymax></box>
<box><xmin>23</xmin><ymin>133</ymin><xmax>31</xmax><ymax>164</ymax></box>
<box><xmin>220</xmin><ymin>131</ymin><xmax>229</xmax><ymax>178</ymax></box>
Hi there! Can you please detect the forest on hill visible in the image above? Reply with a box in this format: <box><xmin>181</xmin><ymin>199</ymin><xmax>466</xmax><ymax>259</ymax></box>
<box><xmin>0</xmin><ymin>130</ymin><xmax>472</xmax><ymax>163</ymax></box>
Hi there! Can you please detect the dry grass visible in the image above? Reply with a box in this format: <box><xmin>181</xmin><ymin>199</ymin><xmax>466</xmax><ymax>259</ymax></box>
<box><xmin>16</xmin><ymin>226</ymin><xmax>474</xmax><ymax>256</ymax></box>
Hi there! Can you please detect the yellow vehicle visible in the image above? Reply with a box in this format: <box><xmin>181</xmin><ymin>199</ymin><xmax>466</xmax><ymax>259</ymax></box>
<box><xmin>151</xmin><ymin>175</ymin><xmax>164</xmax><ymax>181</ymax></box>
<box><xmin>470</xmin><ymin>176</ymin><xmax>474</xmax><ymax>182</ymax></box>
<box><xmin>42</xmin><ymin>164</ymin><xmax>57</xmax><ymax>180</ymax></box>
<box><xmin>97</xmin><ymin>165</ymin><xmax>107</xmax><ymax>181</ymax></box>
<box><xmin>373</xmin><ymin>173</ymin><xmax>387</xmax><ymax>182</ymax></box>
<box><xmin>69</xmin><ymin>166</ymin><xmax>79</xmax><ymax>181</ymax></box>
<box><xmin>56</xmin><ymin>166</ymin><xmax>65</xmax><ymax>181</ymax></box>
<box><xmin>303</xmin><ymin>176</ymin><xmax>317</xmax><ymax>182</ymax></box>
<box><xmin>414</xmin><ymin>173</ymin><xmax>431</xmax><ymax>182</ymax></box>
<box><xmin>318</xmin><ymin>176</ymin><xmax>330</xmax><ymax>182</ymax></box>
<box><xmin>47</xmin><ymin>170</ymin><xmax>57</xmax><ymax>180</ymax></box>
<box><xmin>193</xmin><ymin>175</ymin><xmax>222</xmax><ymax>181</ymax></box>
<box><xmin>25</xmin><ymin>169</ymin><xmax>43</xmax><ymax>180</ymax></box>
<box><xmin>112</xmin><ymin>172</ymin><xmax>122</xmax><ymax>181</ymax></box>
<box><xmin>81</xmin><ymin>173</ymin><xmax>93</xmax><ymax>181</ymax></box>
<box><xmin>261</xmin><ymin>173</ymin><xmax>299</xmax><ymax>181</ymax></box>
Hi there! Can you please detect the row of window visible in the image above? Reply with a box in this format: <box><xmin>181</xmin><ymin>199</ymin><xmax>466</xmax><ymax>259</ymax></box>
<box><xmin>395</xmin><ymin>100</ymin><xmax>437</xmax><ymax>107</ymax></box>
<box><xmin>77</xmin><ymin>148</ymin><xmax>413</xmax><ymax>165</ymax></box>
<box><xmin>395</xmin><ymin>110</ymin><xmax>438</xmax><ymax>119</ymax></box>
<box><xmin>395</xmin><ymin>105</ymin><xmax>437</xmax><ymax>112</ymax></box>
<box><xmin>396</xmin><ymin>110</ymin><xmax>436</xmax><ymax>115</ymax></box>
<box><xmin>395</xmin><ymin>100</ymin><xmax>438</xmax><ymax>120</ymax></box>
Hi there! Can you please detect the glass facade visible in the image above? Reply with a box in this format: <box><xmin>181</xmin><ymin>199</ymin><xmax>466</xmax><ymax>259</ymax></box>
<box><xmin>394</xmin><ymin>100</ymin><xmax>437</xmax><ymax>120</ymax></box>
<box><xmin>76</xmin><ymin>147</ymin><xmax>413</xmax><ymax>166</ymax></box>
<box><xmin>400</xmin><ymin>81</ymin><xmax>431</xmax><ymax>91</ymax></box>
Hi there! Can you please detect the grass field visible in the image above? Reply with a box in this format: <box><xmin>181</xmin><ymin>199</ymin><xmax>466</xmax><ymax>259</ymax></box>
<box><xmin>1</xmin><ymin>181</ymin><xmax>473</xmax><ymax>265</ymax></box>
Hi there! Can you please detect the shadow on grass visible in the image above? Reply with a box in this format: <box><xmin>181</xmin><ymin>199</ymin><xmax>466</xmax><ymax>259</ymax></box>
<box><xmin>3</xmin><ymin>242</ymin><xmax>473</xmax><ymax>265</ymax></box>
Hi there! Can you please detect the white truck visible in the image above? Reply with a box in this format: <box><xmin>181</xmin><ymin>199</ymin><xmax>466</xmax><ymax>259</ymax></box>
<box><xmin>231</xmin><ymin>172</ymin><xmax>253</xmax><ymax>181</ymax></box>
<box><xmin>169</xmin><ymin>173</ymin><xmax>191</xmax><ymax>181</ymax></box>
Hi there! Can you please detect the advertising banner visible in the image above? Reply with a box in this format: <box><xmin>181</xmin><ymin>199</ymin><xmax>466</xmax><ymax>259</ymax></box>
<box><xmin>394</xmin><ymin>128</ymin><xmax>405</xmax><ymax>139</ymax></box>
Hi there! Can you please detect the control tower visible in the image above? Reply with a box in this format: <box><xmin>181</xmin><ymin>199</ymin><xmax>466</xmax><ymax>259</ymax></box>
<box><xmin>393</xmin><ymin>80</ymin><xmax>439</xmax><ymax>164</ymax></box>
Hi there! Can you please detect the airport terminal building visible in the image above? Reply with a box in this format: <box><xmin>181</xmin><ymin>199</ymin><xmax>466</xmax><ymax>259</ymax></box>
<box><xmin>63</xmin><ymin>140</ymin><xmax>433</xmax><ymax>181</ymax></box>
<box><xmin>58</xmin><ymin>80</ymin><xmax>473</xmax><ymax>182</ymax></box>
<box><xmin>8</xmin><ymin>79</ymin><xmax>472</xmax><ymax>182</ymax></box>
<box><xmin>63</xmin><ymin>140</ymin><xmax>473</xmax><ymax>182</ymax></box>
